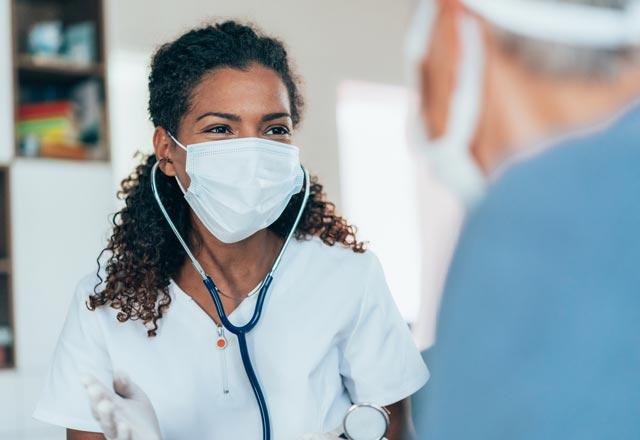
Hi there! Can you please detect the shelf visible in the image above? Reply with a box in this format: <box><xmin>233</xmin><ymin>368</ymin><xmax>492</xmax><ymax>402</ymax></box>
<box><xmin>17</xmin><ymin>55</ymin><xmax>104</xmax><ymax>83</ymax></box>
<box><xmin>16</xmin><ymin>150</ymin><xmax>109</xmax><ymax>162</ymax></box>
<box><xmin>13</xmin><ymin>0</ymin><xmax>110</xmax><ymax>162</ymax></box>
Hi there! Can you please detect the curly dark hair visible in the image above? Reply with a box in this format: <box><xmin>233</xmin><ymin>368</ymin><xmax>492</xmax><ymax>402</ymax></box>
<box><xmin>89</xmin><ymin>21</ymin><xmax>365</xmax><ymax>336</ymax></box>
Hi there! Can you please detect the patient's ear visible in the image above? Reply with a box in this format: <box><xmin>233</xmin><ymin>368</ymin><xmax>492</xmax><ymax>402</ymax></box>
<box><xmin>153</xmin><ymin>127</ymin><xmax>178</xmax><ymax>177</ymax></box>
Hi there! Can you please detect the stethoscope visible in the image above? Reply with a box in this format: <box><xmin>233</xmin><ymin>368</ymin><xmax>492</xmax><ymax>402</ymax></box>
<box><xmin>150</xmin><ymin>160</ymin><xmax>311</xmax><ymax>440</ymax></box>
<box><xmin>341</xmin><ymin>403</ymin><xmax>390</xmax><ymax>440</ymax></box>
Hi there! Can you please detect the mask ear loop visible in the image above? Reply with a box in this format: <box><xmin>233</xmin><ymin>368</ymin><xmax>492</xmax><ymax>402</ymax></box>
<box><xmin>166</xmin><ymin>131</ymin><xmax>189</xmax><ymax>194</ymax></box>
<box><xmin>167</xmin><ymin>131</ymin><xmax>187</xmax><ymax>151</ymax></box>
<box><xmin>270</xmin><ymin>166</ymin><xmax>310</xmax><ymax>274</ymax></box>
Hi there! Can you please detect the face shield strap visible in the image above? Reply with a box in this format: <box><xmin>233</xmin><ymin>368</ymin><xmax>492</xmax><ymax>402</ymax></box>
<box><xmin>462</xmin><ymin>0</ymin><xmax>640</xmax><ymax>49</ymax></box>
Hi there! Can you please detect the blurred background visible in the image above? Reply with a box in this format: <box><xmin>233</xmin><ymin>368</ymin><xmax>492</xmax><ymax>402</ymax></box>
<box><xmin>0</xmin><ymin>0</ymin><xmax>460</xmax><ymax>438</ymax></box>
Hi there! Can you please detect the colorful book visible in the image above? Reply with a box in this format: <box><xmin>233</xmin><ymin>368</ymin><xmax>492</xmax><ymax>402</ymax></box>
<box><xmin>18</xmin><ymin>101</ymin><xmax>74</xmax><ymax>120</ymax></box>
<box><xmin>17</xmin><ymin>117</ymin><xmax>71</xmax><ymax>134</ymax></box>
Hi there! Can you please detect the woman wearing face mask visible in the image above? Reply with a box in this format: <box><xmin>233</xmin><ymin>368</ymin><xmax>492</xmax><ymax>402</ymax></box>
<box><xmin>33</xmin><ymin>21</ymin><xmax>428</xmax><ymax>440</ymax></box>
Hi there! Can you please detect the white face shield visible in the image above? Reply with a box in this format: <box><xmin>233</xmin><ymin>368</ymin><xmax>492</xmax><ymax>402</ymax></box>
<box><xmin>462</xmin><ymin>0</ymin><xmax>640</xmax><ymax>49</ymax></box>
<box><xmin>405</xmin><ymin>0</ymin><xmax>640</xmax><ymax>206</ymax></box>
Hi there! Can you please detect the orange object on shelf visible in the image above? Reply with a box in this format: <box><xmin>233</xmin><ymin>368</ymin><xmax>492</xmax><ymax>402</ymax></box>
<box><xmin>39</xmin><ymin>143</ymin><xmax>89</xmax><ymax>160</ymax></box>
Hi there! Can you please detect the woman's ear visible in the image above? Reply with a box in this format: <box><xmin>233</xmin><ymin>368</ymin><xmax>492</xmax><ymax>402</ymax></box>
<box><xmin>153</xmin><ymin>127</ymin><xmax>179</xmax><ymax>176</ymax></box>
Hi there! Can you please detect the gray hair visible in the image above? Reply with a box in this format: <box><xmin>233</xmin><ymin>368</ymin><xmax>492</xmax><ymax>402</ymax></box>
<box><xmin>495</xmin><ymin>0</ymin><xmax>640</xmax><ymax>78</ymax></box>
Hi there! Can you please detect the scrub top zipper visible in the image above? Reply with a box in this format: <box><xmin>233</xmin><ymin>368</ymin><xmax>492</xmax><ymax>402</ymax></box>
<box><xmin>216</xmin><ymin>324</ymin><xmax>230</xmax><ymax>395</ymax></box>
<box><xmin>213</xmin><ymin>283</ymin><xmax>259</xmax><ymax>396</ymax></box>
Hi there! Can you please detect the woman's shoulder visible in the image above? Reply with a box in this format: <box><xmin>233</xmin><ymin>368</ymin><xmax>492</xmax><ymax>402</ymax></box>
<box><xmin>293</xmin><ymin>236</ymin><xmax>381</xmax><ymax>276</ymax></box>
<box><xmin>70</xmin><ymin>271</ymin><xmax>114</xmax><ymax>318</ymax></box>
<box><xmin>289</xmin><ymin>238</ymin><xmax>389</xmax><ymax>316</ymax></box>
<box><xmin>73</xmin><ymin>271</ymin><xmax>105</xmax><ymax>299</ymax></box>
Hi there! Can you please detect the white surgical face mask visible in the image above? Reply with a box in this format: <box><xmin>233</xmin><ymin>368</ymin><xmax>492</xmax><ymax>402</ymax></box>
<box><xmin>406</xmin><ymin>3</ymin><xmax>487</xmax><ymax>206</ymax></box>
<box><xmin>168</xmin><ymin>134</ymin><xmax>304</xmax><ymax>244</ymax></box>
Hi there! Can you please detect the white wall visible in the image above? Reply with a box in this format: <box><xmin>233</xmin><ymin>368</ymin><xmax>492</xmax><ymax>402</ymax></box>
<box><xmin>0</xmin><ymin>160</ymin><xmax>113</xmax><ymax>440</ymax></box>
<box><xmin>336</xmin><ymin>81</ymin><xmax>423</xmax><ymax>322</ymax></box>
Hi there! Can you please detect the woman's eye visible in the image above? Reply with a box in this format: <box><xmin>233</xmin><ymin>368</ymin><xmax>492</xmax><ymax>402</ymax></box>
<box><xmin>206</xmin><ymin>125</ymin><xmax>232</xmax><ymax>134</ymax></box>
<box><xmin>265</xmin><ymin>126</ymin><xmax>291</xmax><ymax>136</ymax></box>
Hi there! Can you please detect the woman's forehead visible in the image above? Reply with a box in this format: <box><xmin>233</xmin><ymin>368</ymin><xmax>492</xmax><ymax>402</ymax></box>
<box><xmin>189</xmin><ymin>65</ymin><xmax>291</xmax><ymax>117</ymax></box>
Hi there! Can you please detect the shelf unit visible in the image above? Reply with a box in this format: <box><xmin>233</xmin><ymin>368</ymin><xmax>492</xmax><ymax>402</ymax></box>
<box><xmin>0</xmin><ymin>0</ymin><xmax>111</xmax><ymax>370</ymax></box>
<box><xmin>0</xmin><ymin>167</ymin><xmax>14</xmax><ymax>369</ymax></box>
<box><xmin>11</xmin><ymin>0</ymin><xmax>110</xmax><ymax>161</ymax></box>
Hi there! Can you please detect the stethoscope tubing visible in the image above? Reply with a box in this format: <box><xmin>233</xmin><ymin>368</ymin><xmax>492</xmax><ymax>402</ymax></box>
<box><xmin>151</xmin><ymin>161</ymin><xmax>311</xmax><ymax>440</ymax></box>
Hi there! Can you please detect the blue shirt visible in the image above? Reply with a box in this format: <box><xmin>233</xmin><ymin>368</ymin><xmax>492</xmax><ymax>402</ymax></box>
<box><xmin>414</xmin><ymin>104</ymin><xmax>640</xmax><ymax>439</ymax></box>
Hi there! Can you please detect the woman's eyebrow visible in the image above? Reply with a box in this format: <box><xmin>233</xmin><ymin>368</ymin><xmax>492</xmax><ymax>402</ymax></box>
<box><xmin>196</xmin><ymin>112</ymin><xmax>241</xmax><ymax>122</ymax></box>
<box><xmin>261</xmin><ymin>112</ymin><xmax>291</xmax><ymax>122</ymax></box>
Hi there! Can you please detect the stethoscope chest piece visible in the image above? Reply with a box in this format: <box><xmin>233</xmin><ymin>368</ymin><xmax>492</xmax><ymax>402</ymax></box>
<box><xmin>342</xmin><ymin>403</ymin><xmax>389</xmax><ymax>440</ymax></box>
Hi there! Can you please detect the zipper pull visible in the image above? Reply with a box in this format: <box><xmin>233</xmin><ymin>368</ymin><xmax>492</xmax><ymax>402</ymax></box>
<box><xmin>216</xmin><ymin>325</ymin><xmax>228</xmax><ymax>350</ymax></box>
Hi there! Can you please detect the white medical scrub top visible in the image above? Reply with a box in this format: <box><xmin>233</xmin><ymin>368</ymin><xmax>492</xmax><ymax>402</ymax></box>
<box><xmin>34</xmin><ymin>237</ymin><xmax>429</xmax><ymax>439</ymax></box>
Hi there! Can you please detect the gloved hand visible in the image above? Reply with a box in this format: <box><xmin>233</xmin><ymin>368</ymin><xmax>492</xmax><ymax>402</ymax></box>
<box><xmin>81</xmin><ymin>371</ymin><xmax>163</xmax><ymax>440</ymax></box>
<box><xmin>296</xmin><ymin>428</ymin><xmax>344</xmax><ymax>440</ymax></box>
<box><xmin>296</xmin><ymin>435</ymin><xmax>388</xmax><ymax>440</ymax></box>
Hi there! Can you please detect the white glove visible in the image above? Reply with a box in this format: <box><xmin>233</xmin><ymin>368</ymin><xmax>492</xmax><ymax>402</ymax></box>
<box><xmin>297</xmin><ymin>435</ymin><xmax>387</xmax><ymax>440</ymax></box>
<box><xmin>296</xmin><ymin>428</ymin><xmax>344</xmax><ymax>440</ymax></box>
<box><xmin>296</xmin><ymin>433</ymin><xmax>342</xmax><ymax>440</ymax></box>
<box><xmin>81</xmin><ymin>371</ymin><xmax>163</xmax><ymax>440</ymax></box>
